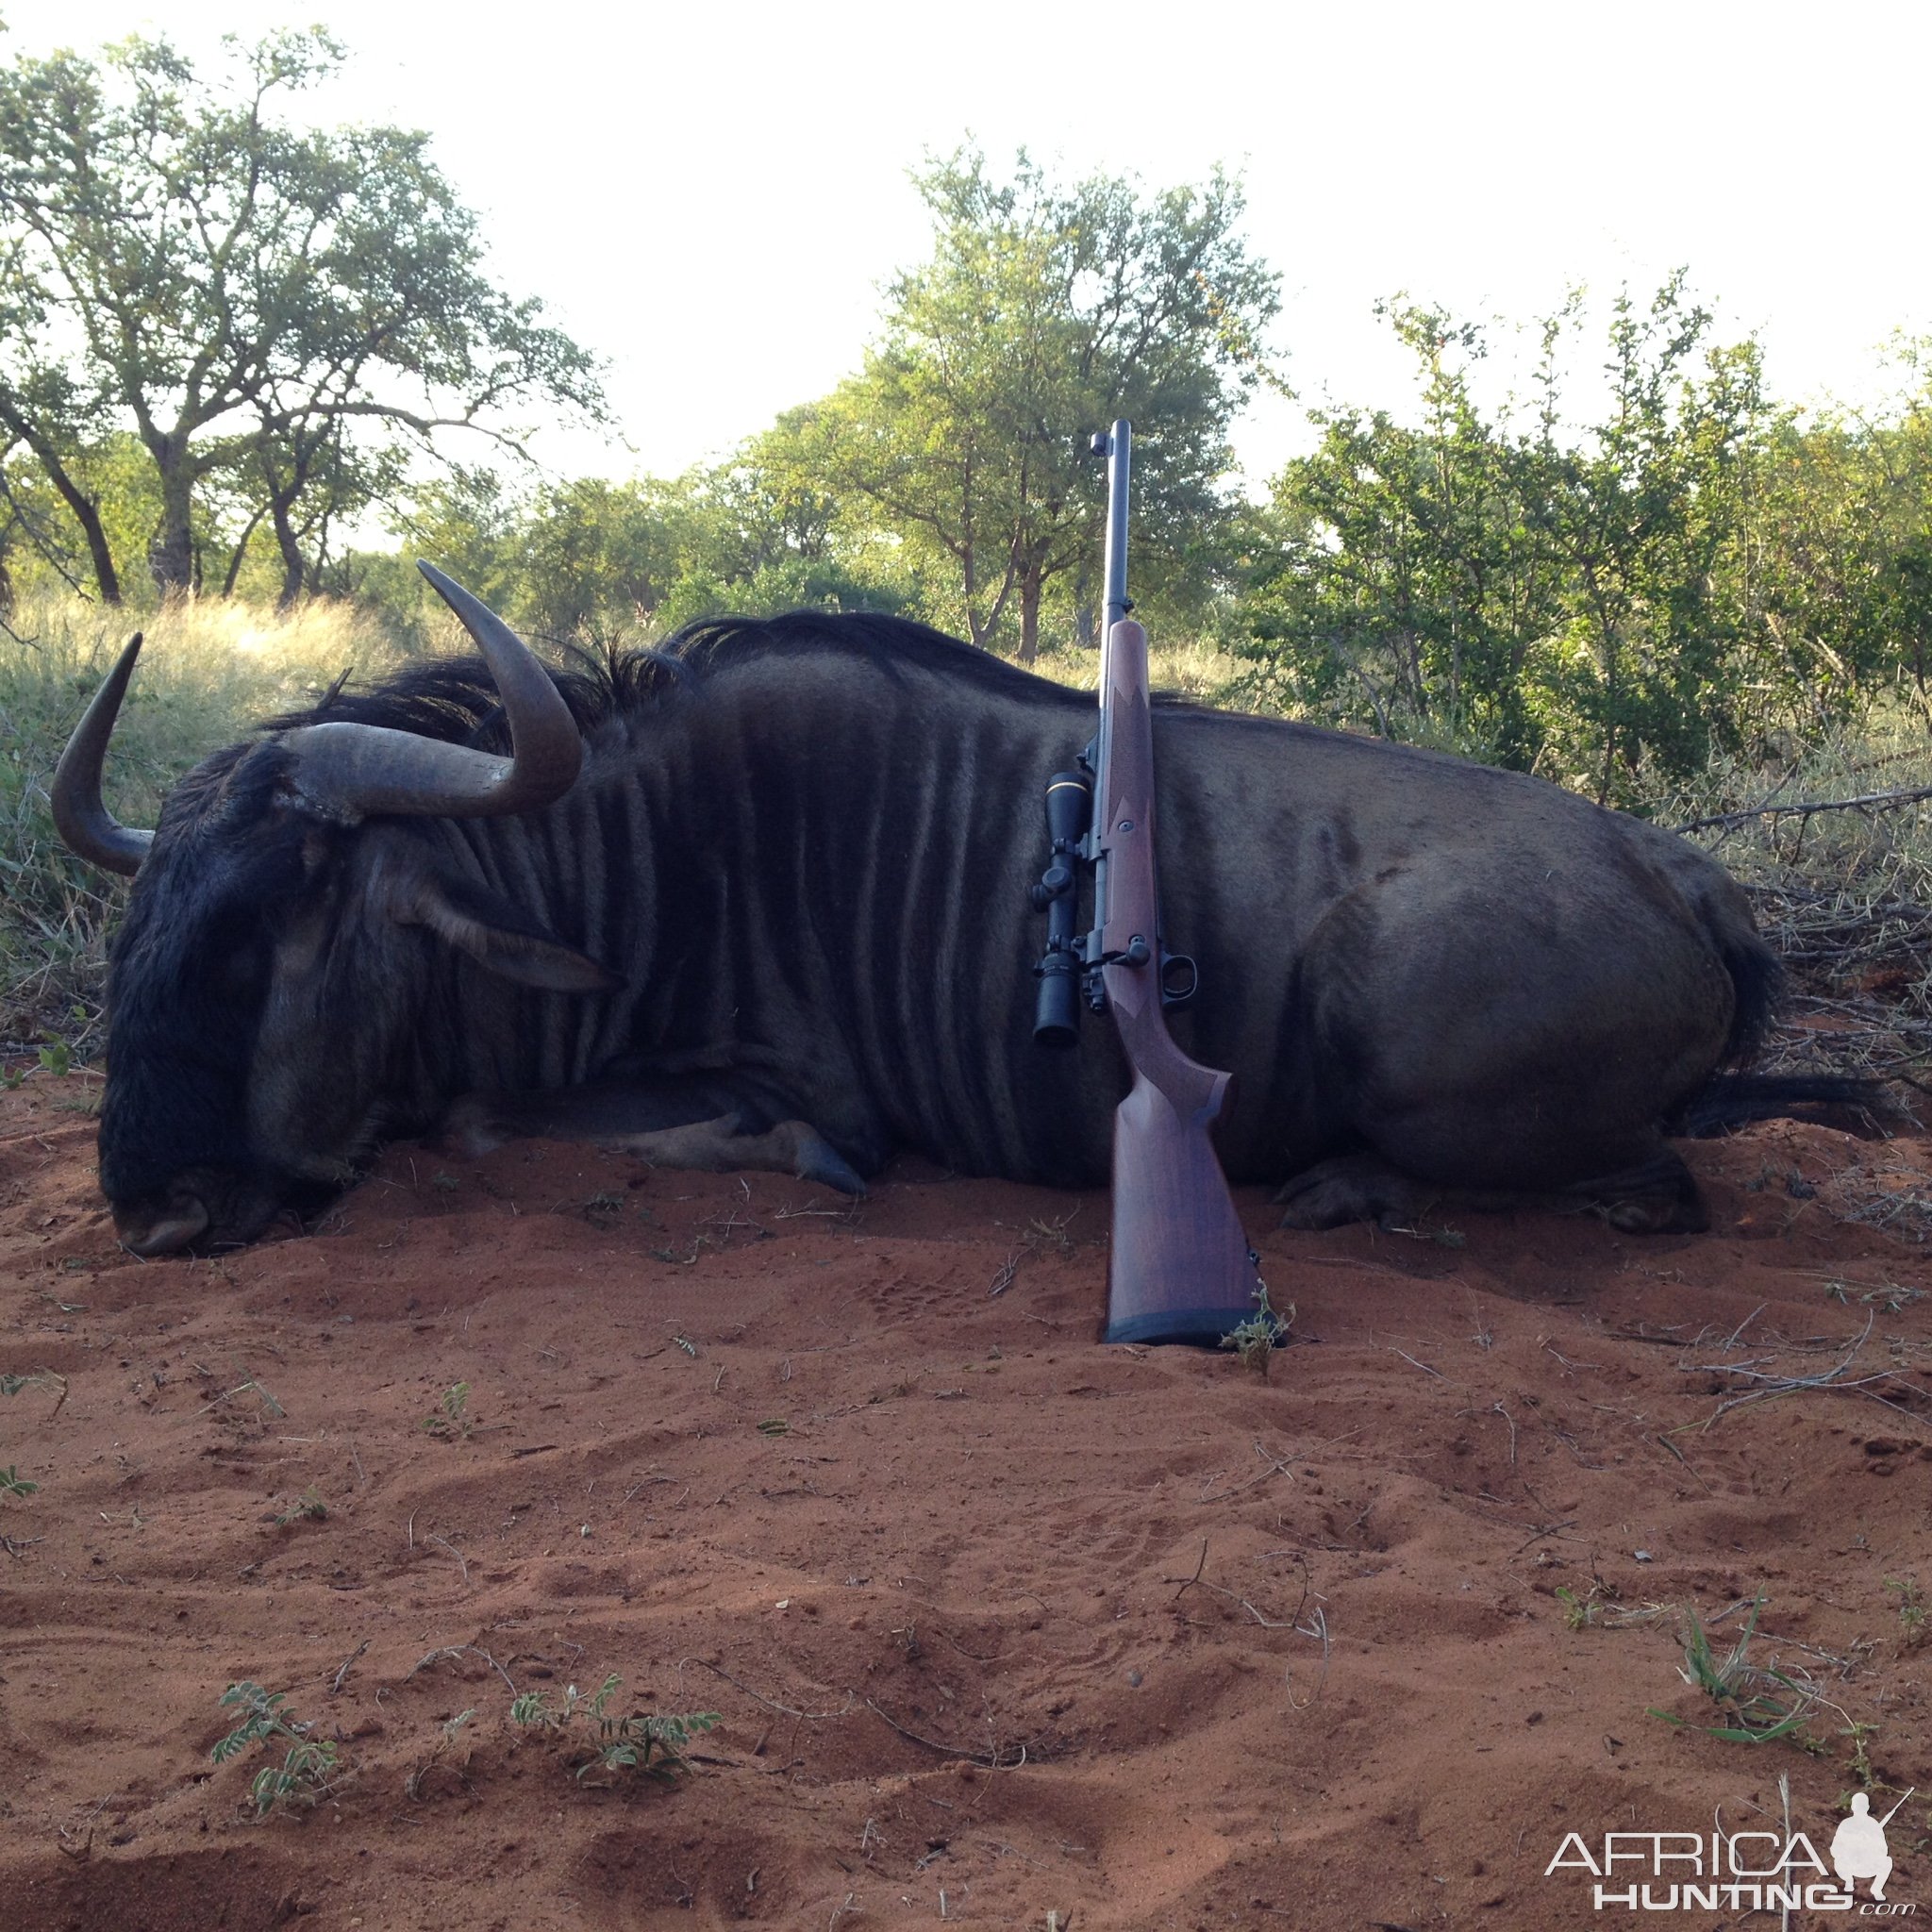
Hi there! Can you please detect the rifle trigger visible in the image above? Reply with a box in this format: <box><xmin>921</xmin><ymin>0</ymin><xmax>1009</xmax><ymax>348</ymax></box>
<box><xmin>1158</xmin><ymin>951</ymin><xmax>1199</xmax><ymax>1008</ymax></box>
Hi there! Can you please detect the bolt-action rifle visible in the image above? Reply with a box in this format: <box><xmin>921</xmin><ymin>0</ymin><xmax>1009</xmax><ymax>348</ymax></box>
<box><xmin>1029</xmin><ymin>420</ymin><xmax>1262</xmax><ymax>1344</ymax></box>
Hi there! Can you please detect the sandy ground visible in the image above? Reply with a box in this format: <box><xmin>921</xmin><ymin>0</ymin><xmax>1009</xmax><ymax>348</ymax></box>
<box><xmin>3</xmin><ymin>1071</ymin><xmax>1930</xmax><ymax>1932</ymax></box>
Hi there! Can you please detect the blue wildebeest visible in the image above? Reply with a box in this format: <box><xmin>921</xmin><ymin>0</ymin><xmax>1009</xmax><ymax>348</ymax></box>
<box><xmin>55</xmin><ymin>568</ymin><xmax>1846</xmax><ymax>1257</ymax></box>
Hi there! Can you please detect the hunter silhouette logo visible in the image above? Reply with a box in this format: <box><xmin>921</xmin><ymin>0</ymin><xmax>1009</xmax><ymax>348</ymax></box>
<box><xmin>1544</xmin><ymin>1788</ymin><xmax>1918</xmax><ymax>1913</ymax></box>
<box><xmin>1834</xmin><ymin>1790</ymin><xmax>1911</xmax><ymax>1902</ymax></box>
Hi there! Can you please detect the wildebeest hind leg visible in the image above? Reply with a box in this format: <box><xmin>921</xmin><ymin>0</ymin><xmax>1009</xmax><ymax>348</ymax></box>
<box><xmin>1276</xmin><ymin>1146</ymin><xmax>1705</xmax><ymax>1234</ymax></box>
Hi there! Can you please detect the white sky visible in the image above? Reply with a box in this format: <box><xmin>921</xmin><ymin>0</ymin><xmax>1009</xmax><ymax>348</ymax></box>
<box><xmin>6</xmin><ymin>0</ymin><xmax>1931</xmax><ymax>491</ymax></box>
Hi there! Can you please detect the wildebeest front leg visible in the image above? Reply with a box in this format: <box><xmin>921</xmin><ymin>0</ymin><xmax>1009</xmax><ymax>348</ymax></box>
<box><xmin>438</xmin><ymin>1078</ymin><xmax>868</xmax><ymax>1195</ymax></box>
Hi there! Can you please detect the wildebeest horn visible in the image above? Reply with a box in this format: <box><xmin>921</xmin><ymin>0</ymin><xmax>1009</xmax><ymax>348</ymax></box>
<box><xmin>275</xmin><ymin>564</ymin><xmax>582</xmax><ymax>820</ymax></box>
<box><xmin>51</xmin><ymin>633</ymin><xmax>155</xmax><ymax>877</ymax></box>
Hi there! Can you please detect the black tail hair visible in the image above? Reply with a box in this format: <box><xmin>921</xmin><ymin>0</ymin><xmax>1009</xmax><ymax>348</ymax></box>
<box><xmin>1717</xmin><ymin>925</ymin><xmax>1783</xmax><ymax>1069</ymax></box>
<box><xmin>1669</xmin><ymin>1073</ymin><xmax>1889</xmax><ymax>1139</ymax></box>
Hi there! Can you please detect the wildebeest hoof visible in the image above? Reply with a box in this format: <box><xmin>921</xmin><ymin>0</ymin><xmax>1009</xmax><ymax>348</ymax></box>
<box><xmin>788</xmin><ymin>1125</ymin><xmax>867</xmax><ymax>1197</ymax></box>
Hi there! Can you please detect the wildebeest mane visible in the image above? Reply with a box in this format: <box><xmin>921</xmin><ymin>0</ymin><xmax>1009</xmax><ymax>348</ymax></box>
<box><xmin>267</xmin><ymin>608</ymin><xmax>1095</xmax><ymax>753</ymax></box>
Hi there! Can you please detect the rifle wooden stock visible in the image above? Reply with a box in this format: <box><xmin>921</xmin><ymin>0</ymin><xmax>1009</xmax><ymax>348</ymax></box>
<box><xmin>1095</xmin><ymin>619</ymin><xmax>1258</xmax><ymax>1344</ymax></box>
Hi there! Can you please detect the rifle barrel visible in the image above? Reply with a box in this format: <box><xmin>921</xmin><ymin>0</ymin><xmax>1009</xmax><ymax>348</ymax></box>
<box><xmin>1100</xmin><ymin>419</ymin><xmax>1131</xmax><ymax>636</ymax></box>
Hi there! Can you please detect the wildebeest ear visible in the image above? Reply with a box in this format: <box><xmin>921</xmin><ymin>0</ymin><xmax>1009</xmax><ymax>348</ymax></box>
<box><xmin>397</xmin><ymin>873</ymin><xmax>623</xmax><ymax>993</ymax></box>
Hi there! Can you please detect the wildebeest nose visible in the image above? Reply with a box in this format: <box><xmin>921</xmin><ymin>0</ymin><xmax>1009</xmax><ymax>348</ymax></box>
<box><xmin>114</xmin><ymin>1197</ymin><xmax>211</xmax><ymax>1257</ymax></box>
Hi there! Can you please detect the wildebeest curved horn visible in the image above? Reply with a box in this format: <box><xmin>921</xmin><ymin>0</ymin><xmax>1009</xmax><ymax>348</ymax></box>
<box><xmin>275</xmin><ymin>564</ymin><xmax>582</xmax><ymax>820</ymax></box>
<box><xmin>51</xmin><ymin>633</ymin><xmax>155</xmax><ymax>877</ymax></box>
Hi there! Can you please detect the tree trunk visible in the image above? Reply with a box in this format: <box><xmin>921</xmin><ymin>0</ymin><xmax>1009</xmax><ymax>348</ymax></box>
<box><xmin>269</xmin><ymin>491</ymin><xmax>305</xmax><ymax>608</ymax></box>
<box><xmin>147</xmin><ymin>435</ymin><xmax>196</xmax><ymax>595</ymax></box>
<box><xmin>221</xmin><ymin>500</ymin><xmax>269</xmax><ymax>597</ymax></box>
<box><xmin>59</xmin><ymin>475</ymin><xmax>121</xmax><ymax>605</ymax></box>
<box><xmin>1018</xmin><ymin>564</ymin><xmax>1044</xmax><ymax>665</ymax></box>
<box><xmin>0</xmin><ymin>399</ymin><xmax>123</xmax><ymax>602</ymax></box>
<box><xmin>1074</xmin><ymin>562</ymin><xmax>1094</xmax><ymax>651</ymax></box>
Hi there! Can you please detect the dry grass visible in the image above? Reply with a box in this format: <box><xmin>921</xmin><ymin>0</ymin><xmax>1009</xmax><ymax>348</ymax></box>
<box><xmin>0</xmin><ymin>592</ymin><xmax>409</xmax><ymax>1048</ymax></box>
<box><xmin>1667</xmin><ymin>714</ymin><xmax>1932</xmax><ymax>1093</ymax></box>
<box><xmin>1664</xmin><ymin>711</ymin><xmax>1932</xmax><ymax>1240</ymax></box>
<box><xmin>1036</xmin><ymin>630</ymin><xmax>1242</xmax><ymax>705</ymax></box>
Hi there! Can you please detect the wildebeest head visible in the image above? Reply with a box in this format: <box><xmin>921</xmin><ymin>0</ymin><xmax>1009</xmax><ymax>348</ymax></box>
<box><xmin>54</xmin><ymin>567</ymin><xmax>610</xmax><ymax>1256</ymax></box>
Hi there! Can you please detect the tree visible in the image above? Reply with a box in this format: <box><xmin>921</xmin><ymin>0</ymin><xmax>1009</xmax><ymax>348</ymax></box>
<box><xmin>1238</xmin><ymin>303</ymin><xmax>1567</xmax><ymax>764</ymax></box>
<box><xmin>818</xmin><ymin>149</ymin><xmax>1279</xmax><ymax>660</ymax></box>
<box><xmin>1519</xmin><ymin>276</ymin><xmax>1774</xmax><ymax>799</ymax></box>
<box><xmin>1241</xmin><ymin>280</ymin><xmax>1788</xmax><ymax>799</ymax></box>
<box><xmin>0</xmin><ymin>29</ymin><xmax>604</xmax><ymax>600</ymax></box>
<box><xmin>0</xmin><ymin>237</ymin><xmax>125</xmax><ymax>599</ymax></box>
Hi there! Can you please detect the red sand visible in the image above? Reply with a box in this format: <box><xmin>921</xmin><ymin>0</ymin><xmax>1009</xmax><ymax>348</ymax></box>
<box><xmin>3</xmin><ymin>1072</ymin><xmax>1929</xmax><ymax>1931</ymax></box>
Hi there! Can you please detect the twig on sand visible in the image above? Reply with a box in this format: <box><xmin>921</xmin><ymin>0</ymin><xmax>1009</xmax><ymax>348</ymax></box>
<box><xmin>679</xmin><ymin>1656</ymin><xmax>854</xmax><ymax>1722</ymax></box>
<box><xmin>1678</xmin><ymin>1314</ymin><xmax>1926</xmax><ymax>1432</ymax></box>
<box><xmin>1164</xmin><ymin>1538</ymin><xmax>1302</xmax><ymax>1630</ymax></box>
<box><xmin>863</xmin><ymin>1696</ymin><xmax>1026</xmax><ymax>1768</ymax></box>
<box><xmin>425</xmin><ymin>1533</ymin><xmax>469</xmax><ymax>1584</ymax></box>
<box><xmin>405</xmin><ymin>1644</ymin><xmax>517</xmax><ymax>1696</ymax></box>
<box><xmin>330</xmin><ymin>1640</ymin><xmax>369</xmax><ymax>1694</ymax></box>
<box><xmin>1200</xmin><ymin>1439</ymin><xmax>1297</xmax><ymax>1502</ymax></box>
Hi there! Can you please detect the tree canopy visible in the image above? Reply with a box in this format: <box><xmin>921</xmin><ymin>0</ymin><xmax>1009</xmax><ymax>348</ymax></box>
<box><xmin>0</xmin><ymin>28</ymin><xmax>603</xmax><ymax>602</ymax></box>
<box><xmin>1235</xmin><ymin>279</ymin><xmax>1932</xmax><ymax>800</ymax></box>
<box><xmin>8</xmin><ymin>31</ymin><xmax>1932</xmax><ymax>808</ymax></box>
<box><xmin>809</xmin><ymin>148</ymin><xmax>1279</xmax><ymax>660</ymax></box>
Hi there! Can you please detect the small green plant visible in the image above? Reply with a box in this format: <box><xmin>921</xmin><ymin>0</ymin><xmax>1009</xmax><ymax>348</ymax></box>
<box><xmin>423</xmin><ymin>1381</ymin><xmax>473</xmax><ymax>1439</ymax></box>
<box><xmin>509</xmin><ymin>1672</ymin><xmax>720</xmax><ymax>1784</ymax></box>
<box><xmin>1840</xmin><ymin>1720</ymin><xmax>1880</xmax><ymax>1789</ymax></box>
<box><xmin>36</xmin><ymin>1040</ymin><xmax>71</xmax><ymax>1077</ymax></box>
<box><xmin>1556</xmin><ymin>1584</ymin><xmax>1603</xmax><ymax>1630</ymax></box>
<box><xmin>2</xmin><ymin>1369</ymin><xmax>67</xmax><ymax>1412</ymax></box>
<box><xmin>1886</xmin><ymin>1577</ymin><xmax>1927</xmax><ymax>1648</ymax></box>
<box><xmin>1648</xmin><ymin>1600</ymin><xmax>1815</xmax><ymax>1744</ymax></box>
<box><xmin>1</xmin><ymin>1466</ymin><xmax>39</xmax><ymax>1498</ymax></box>
<box><xmin>272</xmin><ymin>1488</ymin><xmax>327</xmax><ymax>1526</ymax></box>
<box><xmin>211</xmin><ymin>1681</ymin><xmax>340</xmax><ymax>1817</ymax></box>
<box><xmin>1220</xmin><ymin>1279</ymin><xmax>1294</xmax><ymax>1377</ymax></box>
<box><xmin>1</xmin><ymin>1065</ymin><xmax>24</xmax><ymax>1091</ymax></box>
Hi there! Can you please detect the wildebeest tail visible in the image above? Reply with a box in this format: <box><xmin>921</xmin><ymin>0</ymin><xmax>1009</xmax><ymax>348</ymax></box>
<box><xmin>1668</xmin><ymin>1073</ymin><xmax>1888</xmax><ymax>1138</ymax></box>
<box><xmin>1714</xmin><ymin>921</ymin><xmax>1782</xmax><ymax>1068</ymax></box>
<box><xmin>1667</xmin><ymin>904</ymin><xmax>1890</xmax><ymax>1132</ymax></box>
